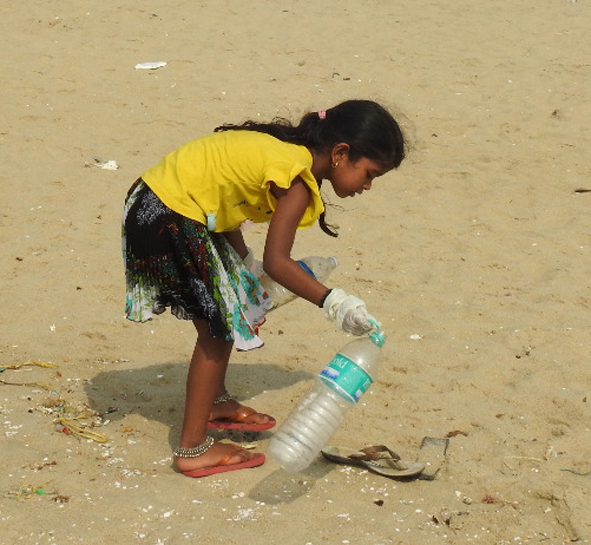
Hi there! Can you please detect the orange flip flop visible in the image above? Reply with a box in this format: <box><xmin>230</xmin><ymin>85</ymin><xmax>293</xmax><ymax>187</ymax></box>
<box><xmin>182</xmin><ymin>452</ymin><xmax>266</xmax><ymax>478</ymax></box>
<box><xmin>207</xmin><ymin>406</ymin><xmax>276</xmax><ymax>431</ymax></box>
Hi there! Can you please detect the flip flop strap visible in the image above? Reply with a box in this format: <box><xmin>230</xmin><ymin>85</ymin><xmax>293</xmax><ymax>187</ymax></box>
<box><xmin>217</xmin><ymin>446</ymin><xmax>253</xmax><ymax>466</ymax></box>
<box><xmin>232</xmin><ymin>406</ymin><xmax>258</xmax><ymax>423</ymax></box>
<box><xmin>349</xmin><ymin>445</ymin><xmax>408</xmax><ymax>470</ymax></box>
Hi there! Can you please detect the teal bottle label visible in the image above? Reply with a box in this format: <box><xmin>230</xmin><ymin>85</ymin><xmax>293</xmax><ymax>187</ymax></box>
<box><xmin>319</xmin><ymin>354</ymin><xmax>373</xmax><ymax>403</ymax></box>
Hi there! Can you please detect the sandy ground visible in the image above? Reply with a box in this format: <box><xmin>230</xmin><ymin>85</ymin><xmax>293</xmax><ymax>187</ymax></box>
<box><xmin>2</xmin><ymin>1</ymin><xmax>591</xmax><ymax>543</ymax></box>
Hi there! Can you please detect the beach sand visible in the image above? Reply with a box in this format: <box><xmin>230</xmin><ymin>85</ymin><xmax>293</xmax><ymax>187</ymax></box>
<box><xmin>2</xmin><ymin>1</ymin><xmax>591</xmax><ymax>543</ymax></box>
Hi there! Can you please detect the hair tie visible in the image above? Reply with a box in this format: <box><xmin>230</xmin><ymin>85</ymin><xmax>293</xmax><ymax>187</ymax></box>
<box><xmin>317</xmin><ymin>109</ymin><xmax>326</xmax><ymax>120</ymax></box>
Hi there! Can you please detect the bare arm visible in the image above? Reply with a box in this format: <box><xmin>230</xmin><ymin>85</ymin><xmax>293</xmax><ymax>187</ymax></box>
<box><xmin>222</xmin><ymin>230</ymin><xmax>248</xmax><ymax>260</ymax></box>
<box><xmin>263</xmin><ymin>177</ymin><xmax>328</xmax><ymax>307</ymax></box>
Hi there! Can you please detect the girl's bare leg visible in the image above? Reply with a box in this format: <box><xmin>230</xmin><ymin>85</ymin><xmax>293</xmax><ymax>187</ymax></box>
<box><xmin>174</xmin><ymin>319</ymin><xmax>257</xmax><ymax>474</ymax></box>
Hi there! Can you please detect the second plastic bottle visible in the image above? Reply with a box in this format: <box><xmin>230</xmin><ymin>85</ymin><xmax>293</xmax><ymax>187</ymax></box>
<box><xmin>259</xmin><ymin>256</ymin><xmax>337</xmax><ymax>309</ymax></box>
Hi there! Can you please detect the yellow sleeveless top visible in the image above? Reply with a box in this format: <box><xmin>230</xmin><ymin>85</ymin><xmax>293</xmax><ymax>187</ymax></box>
<box><xmin>142</xmin><ymin>130</ymin><xmax>324</xmax><ymax>232</ymax></box>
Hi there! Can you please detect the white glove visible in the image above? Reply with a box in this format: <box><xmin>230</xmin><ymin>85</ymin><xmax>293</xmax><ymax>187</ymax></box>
<box><xmin>323</xmin><ymin>288</ymin><xmax>377</xmax><ymax>336</ymax></box>
<box><xmin>243</xmin><ymin>247</ymin><xmax>264</xmax><ymax>278</ymax></box>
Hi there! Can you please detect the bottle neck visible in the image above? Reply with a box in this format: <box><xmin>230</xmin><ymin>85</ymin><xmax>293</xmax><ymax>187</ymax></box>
<box><xmin>367</xmin><ymin>320</ymin><xmax>385</xmax><ymax>347</ymax></box>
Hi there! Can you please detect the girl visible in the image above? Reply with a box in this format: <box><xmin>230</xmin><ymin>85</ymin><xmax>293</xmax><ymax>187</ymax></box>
<box><xmin>122</xmin><ymin>99</ymin><xmax>406</xmax><ymax>478</ymax></box>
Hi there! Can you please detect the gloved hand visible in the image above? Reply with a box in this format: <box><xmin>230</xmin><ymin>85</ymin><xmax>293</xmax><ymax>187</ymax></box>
<box><xmin>322</xmin><ymin>288</ymin><xmax>378</xmax><ymax>336</ymax></box>
<box><xmin>243</xmin><ymin>247</ymin><xmax>264</xmax><ymax>278</ymax></box>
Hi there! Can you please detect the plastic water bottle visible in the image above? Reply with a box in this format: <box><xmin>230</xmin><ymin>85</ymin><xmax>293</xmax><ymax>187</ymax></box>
<box><xmin>268</xmin><ymin>324</ymin><xmax>385</xmax><ymax>472</ymax></box>
<box><xmin>259</xmin><ymin>256</ymin><xmax>338</xmax><ymax>309</ymax></box>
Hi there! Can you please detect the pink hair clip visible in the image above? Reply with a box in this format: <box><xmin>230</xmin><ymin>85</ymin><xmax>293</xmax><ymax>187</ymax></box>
<box><xmin>317</xmin><ymin>109</ymin><xmax>326</xmax><ymax>120</ymax></box>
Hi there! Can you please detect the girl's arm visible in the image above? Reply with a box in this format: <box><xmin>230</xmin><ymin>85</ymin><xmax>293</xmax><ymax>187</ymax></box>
<box><xmin>263</xmin><ymin>177</ymin><xmax>328</xmax><ymax>307</ymax></box>
<box><xmin>222</xmin><ymin>230</ymin><xmax>248</xmax><ymax>259</ymax></box>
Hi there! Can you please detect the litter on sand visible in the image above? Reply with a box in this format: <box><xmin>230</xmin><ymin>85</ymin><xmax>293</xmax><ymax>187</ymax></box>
<box><xmin>0</xmin><ymin>360</ymin><xmax>58</xmax><ymax>390</ymax></box>
<box><xmin>0</xmin><ymin>360</ymin><xmax>109</xmax><ymax>443</ymax></box>
<box><xmin>321</xmin><ymin>445</ymin><xmax>425</xmax><ymax>479</ymax></box>
<box><xmin>416</xmin><ymin>437</ymin><xmax>450</xmax><ymax>481</ymax></box>
<box><xmin>134</xmin><ymin>61</ymin><xmax>167</xmax><ymax>70</ymax></box>
<box><xmin>84</xmin><ymin>158</ymin><xmax>119</xmax><ymax>170</ymax></box>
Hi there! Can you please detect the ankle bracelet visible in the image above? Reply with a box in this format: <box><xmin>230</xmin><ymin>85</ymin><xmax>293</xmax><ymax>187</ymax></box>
<box><xmin>213</xmin><ymin>392</ymin><xmax>233</xmax><ymax>405</ymax></box>
<box><xmin>173</xmin><ymin>436</ymin><xmax>215</xmax><ymax>458</ymax></box>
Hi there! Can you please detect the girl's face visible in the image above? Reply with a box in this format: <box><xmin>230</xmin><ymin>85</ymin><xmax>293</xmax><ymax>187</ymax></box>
<box><xmin>328</xmin><ymin>154</ymin><xmax>390</xmax><ymax>199</ymax></box>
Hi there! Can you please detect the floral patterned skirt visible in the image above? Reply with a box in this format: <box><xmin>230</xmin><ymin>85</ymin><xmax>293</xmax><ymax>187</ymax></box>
<box><xmin>122</xmin><ymin>179</ymin><xmax>272</xmax><ymax>351</ymax></box>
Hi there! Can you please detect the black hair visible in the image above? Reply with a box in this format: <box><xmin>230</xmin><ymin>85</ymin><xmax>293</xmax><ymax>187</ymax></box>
<box><xmin>214</xmin><ymin>99</ymin><xmax>406</xmax><ymax>236</ymax></box>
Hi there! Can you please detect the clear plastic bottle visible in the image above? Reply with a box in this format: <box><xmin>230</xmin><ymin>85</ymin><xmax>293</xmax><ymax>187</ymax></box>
<box><xmin>259</xmin><ymin>256</ymin><xmax>338</xmax><ymax>309</ymax></box>
<box><xmin>268</xmin><ymin>325</ymin><xmax>385</xmax><ymax>472</ymax></box>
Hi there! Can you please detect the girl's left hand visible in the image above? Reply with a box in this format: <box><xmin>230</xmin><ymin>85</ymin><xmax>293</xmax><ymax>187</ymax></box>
<box><xmin>322</xmin><ymin>288</ymin><xmax>378</xmax><ymax>336</ymax></box>
<box><xmin>243</xmin><ymin>246</ymin><xmax>264</xmax><ymax>277</ymax></box>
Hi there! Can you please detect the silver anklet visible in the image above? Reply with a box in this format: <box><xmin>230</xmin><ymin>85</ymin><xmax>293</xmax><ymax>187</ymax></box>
<box><xmin>213</xmin><ymin>392</ymin><xmax>233</xmax><ymax>404</ymax></box>
<box><xmin>173</xmin><ymin>436</ymin><xmax>215</xmax><ymax>458</ymax></box>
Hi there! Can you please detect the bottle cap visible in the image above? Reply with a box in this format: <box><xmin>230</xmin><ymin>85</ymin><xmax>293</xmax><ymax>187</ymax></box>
<box><xmin>296</xmin><ymin>260</ymin><xmax>316</xmax><ymax>279</ymax></box>
<box><xmin>367</xmin><ymin>319</ymin><xmax>386</xmax><ymax>347</ymax></box>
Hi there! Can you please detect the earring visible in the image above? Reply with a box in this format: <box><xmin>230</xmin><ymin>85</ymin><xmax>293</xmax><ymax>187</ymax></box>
<box><xmin>331</xmin><ymin>162</ymin><xmax>339</xmax><ymax>168</ymax></box>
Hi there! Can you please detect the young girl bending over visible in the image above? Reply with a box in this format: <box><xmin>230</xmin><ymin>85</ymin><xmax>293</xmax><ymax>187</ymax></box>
<box><xmin>122</xmin><ymin>99</ymin><xmax>406</xmax><ymax>478</ymax></box>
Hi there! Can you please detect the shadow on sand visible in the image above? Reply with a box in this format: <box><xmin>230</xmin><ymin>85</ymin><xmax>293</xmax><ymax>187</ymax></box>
<box><xmin>85</xmin><ymin>359</ymin><xmax>313</xmax><ymax>447</ymax></box>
